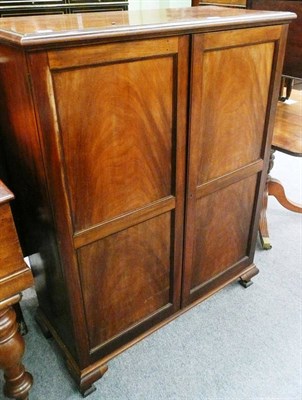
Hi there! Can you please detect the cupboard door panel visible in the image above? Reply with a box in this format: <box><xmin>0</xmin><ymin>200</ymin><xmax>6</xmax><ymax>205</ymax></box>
<box><xmin>29</xmin><ymin>36</ymin><xmax>188</xmax><ymax>362</ymax></box>
<box><xmin>52</xmin><ymin>56</ymin><xmax>174</xmax><ymax>232</ymax></box>
<box><xmin>196</xmin><ymin>41</ymin><xmax>274</xmax><ymax>184</ymax></box>
<box><xmin>183</xmin><ymin>26</ymin><xmax>282</xmax><ymax>306</ymax></box>
<box><xmin>78</xmin><ymin>212</ymin><xmax>173</xmax><ymax>355</ymax></box>
<box><xmin>191</xmin><ymin>175</ymin><xmax>257</xmax><ymax>291</ymax></box>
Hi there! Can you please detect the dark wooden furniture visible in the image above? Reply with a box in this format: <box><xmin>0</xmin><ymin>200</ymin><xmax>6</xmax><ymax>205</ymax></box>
<box><xmin>248</xmin><ymin>1</ymin><xmax>302</xmax><ymax>248</ymax></box>
<box><xmin>0</xmin><ymin>181</ymin><xmax>33</xmax><ymax>400</ymax></box>
<box><xmin>259</xmin><ymin>88</ymin><xmax>302</xmax><ymax>248</ymax></box>
<box><xmin>0</xmin><ymin>6</ymin><xmax>294</xmax><ymax>396</ymax></box>
<box><xmin>192</xmin><ymin>0</ymin><xmax>249</xmax><ymax>8</ymax></box>
<box><xmin>0</xmin><ymin>0</ymin><xmax>128</xmax><ymax>17</ymax></box>
<box><xmin>249</xmin><ymin>1</ymin><xmax>302</xmax><ymax>81</ymax></box>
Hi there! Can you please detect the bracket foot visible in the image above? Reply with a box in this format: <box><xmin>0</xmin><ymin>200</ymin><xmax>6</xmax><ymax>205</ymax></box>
<box><xmin>239</xmin><ymin>265</ymin><xmax>259</xmax><ymax>288</ymax></box>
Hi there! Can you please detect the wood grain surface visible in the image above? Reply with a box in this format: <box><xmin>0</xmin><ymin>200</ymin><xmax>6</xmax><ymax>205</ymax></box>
<box><xmin>53</xmin><ymin>54</ymin><xmax>174</xmax><ymax>231</ymax></box>
<box><xmin>0</xmin><ymin>6</ymin><xmax>295</xmax><ymax>46</ymax></box>
<box><xmin>191</xmin><ymin>175</ymin><xmax>257</xmax><ymax>289</ymax></box>
<box><xmin>182</xmin><ymin>25</ymin><xmax>286</xmax><ymax>306</ymax></box>
<box><xmin>273</xmin><ymin>89</ymin><xmax>302</xmax><ymax>155</ymax></box>
<box><xmin>0</xmin><ymin>6</ymin><xmax>292</xmax><ymax>393</ymax></box>
<box><xmin>78</xmin><ymin>213</ymin><xmax>172</xmax><ymax>350</ymax></box>
<box><xmin>196</xmin><ymin>41</ymin><xmax>274</xmax><ymax>184</ymax></box>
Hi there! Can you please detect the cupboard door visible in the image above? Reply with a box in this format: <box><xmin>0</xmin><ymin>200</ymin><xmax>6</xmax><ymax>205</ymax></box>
<box><xmin>182</xmin><ymin>26</ymin><xmax>284</xmax><ymax>306</ymax></box>
<box><xmin>31</xmin><ymin>36</ymin><xmax>189</xmax><ymax>360</ymax></box>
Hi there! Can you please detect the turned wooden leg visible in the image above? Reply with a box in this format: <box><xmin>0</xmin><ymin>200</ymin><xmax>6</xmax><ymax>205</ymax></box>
<box><xmin>268</xmin><ymin>178</ymin><xmax>302</xmax><ymax>213</ymax></box>
<box><xmin>0</xmin><ymin>296</ymin><xmax>33</xmax><ymax>400</ymax></box>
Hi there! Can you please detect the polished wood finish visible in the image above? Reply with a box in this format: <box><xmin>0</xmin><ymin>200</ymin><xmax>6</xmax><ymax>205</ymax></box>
<box><xmin>0</xmin><ymin>182</ymin><xmax>33</xmax><ymax>303</ymax></box>
<box><xmin>182</xmin><ymin>23</ymin><xmax>287</xmax><ymax>304</ymax></box>
<box><xmin>259</xmin><ymin>89</ymin><xmax>302</xmax><ymax>248</ymax></box>
<box><xmin>0</xmin><ymin>7</ymin><xmax>293</xmax><ymax>394</ymax></box>
<box><xmin>0</xmin><ymin>181</ymin><xmax>33</xmax><ymax>399</ymax></box>
<box><xmin>0</xmin><ymin>6</ymin><xmax>295</xmax><ymax>47</ymax></box>
<box><xmin>273</xmin><ymin>89</ymin><xmax>302</xmax><ymax>156</ymax></box>
<box><xmin>25</xmin><ymin>33</ymin><xmax>188</xmax><ymax>373</ymax></box>
<box><xmin>248</xmin><ymin>2</ymin><xmax>302</xmax><ymax>248</ymax></box>
<box><xmin>268</xmin><ymin>176</ymin><xmax>302</xmax><ymax>212</ymax></box>
<box><xmin>79</xmin><ymin>214</ymin><xmax>172</xmax><ymax>349</ymax></box>
<box><xmin>249</xmin><ymin>1</ymin><xmax>302</xmax><ymax>79</ymax></box>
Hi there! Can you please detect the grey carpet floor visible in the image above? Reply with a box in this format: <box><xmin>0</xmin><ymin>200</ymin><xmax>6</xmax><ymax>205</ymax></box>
<box><xmin>1</xmin><ymin>151</ymin><xmax>301</xmax><ymax>400</ymax></box>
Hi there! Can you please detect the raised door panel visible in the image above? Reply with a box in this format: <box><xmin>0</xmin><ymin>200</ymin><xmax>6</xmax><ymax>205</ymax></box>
<box><xmin>78</xmin><ymin>213</ymin><xmax>172</xmax><ymax>355</ymax></box>
<box><xmin>182</xmin><ymin>26</ymin><xmax>283</xmax><ymax>305</ymax></box>
<box><xmin>195</xmin><ymin>41</ymin><xmax>274</xmax><ymax>184</ymax></box>
<box><xmin>191</xmin><ymin>175</ymin><xmax>257</xmax><ymax>290</ymax></box>
<box><xmin>52</xmin><ymin>56</ymin><xmax>173</xmax><ymax>231</ymax></box>
<box><xmin>31</xmin><ymin>36</ymin><xmax>188</xmax><ymax>360</ymax></box>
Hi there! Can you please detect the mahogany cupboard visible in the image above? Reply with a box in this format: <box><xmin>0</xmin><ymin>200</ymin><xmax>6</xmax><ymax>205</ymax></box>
<box><xmin>0</xmin><ymin>6</ymin><xmax>295</xmax><ymax>396</ymax></box>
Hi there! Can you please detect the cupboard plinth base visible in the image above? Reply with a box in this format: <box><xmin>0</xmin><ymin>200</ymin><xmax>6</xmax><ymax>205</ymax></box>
<box><xmin>66</xmin><ymin>359</ymin><xmax>108</xmax><ymax>398</ymax></box>
<box><xmin>35</xmin><ymin>307</ymin><xmax>109</xmax><ymax>396</ymax></box>
<box><xmin>239</xmin><ymin>265</ymin><xmax>259</xmax><ymax>288</ymax></box>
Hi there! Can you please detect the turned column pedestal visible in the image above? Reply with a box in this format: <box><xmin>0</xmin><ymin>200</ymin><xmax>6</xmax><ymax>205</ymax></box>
<box><xmin>0</xmin><ymin>295</ymin><xmax>32</xmax><ymax>400</ymax></box>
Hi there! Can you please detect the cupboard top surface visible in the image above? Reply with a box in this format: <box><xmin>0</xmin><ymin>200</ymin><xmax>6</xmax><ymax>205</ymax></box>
<box><xmin>0</xmin><ymin>6</ymin><xmax>295</xmax><ymax>47</ymax></box>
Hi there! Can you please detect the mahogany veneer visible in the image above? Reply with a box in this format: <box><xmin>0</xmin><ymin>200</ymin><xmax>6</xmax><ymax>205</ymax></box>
<box><xmin>0</xmin><ymin>6</ymin><xmax>295</xmax><ymax>396</ymax></box>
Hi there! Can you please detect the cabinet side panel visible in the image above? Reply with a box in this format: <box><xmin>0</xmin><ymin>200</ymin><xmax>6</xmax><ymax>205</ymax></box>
<box><xmin>0</xmin><ymin>45</ymin><xmax>78</xmax><ymax>360</ymax></box>
<box><xmin>0</xmin><ymin>45</ymin><xmax>46</xmax><ymax>256</ymax></box>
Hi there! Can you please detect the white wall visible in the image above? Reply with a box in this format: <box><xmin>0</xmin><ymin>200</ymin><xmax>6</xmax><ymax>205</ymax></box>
<box><xmin>128</xmin><ymin>0</ymin><xmax>191</xmax><ymax>10</ymax></box>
